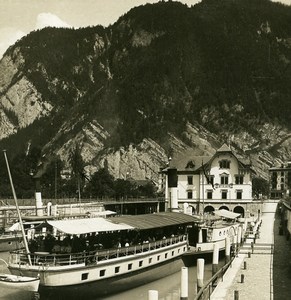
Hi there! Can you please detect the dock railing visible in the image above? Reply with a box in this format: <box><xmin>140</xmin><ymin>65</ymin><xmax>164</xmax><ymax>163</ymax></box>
<box><xmin>195</xmin><ymin>257</ymin><xmax>235</xmax><ymax>300</ymax></box>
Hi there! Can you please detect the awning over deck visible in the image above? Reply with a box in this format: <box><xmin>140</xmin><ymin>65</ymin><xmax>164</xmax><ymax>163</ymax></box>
<box><xmin>46</xmin><ymin>212</ymin><xmax>199</xmax><ymax>234</ymax></box>
<box><xmin>214</xmin><ymin>209</ymin><xmax>240</xmax><ymax>219</ymax></box>
<box><xmin>46</xmin><ymin>218</ymin><xmax>134</xmax><ymax>235</ymax></box>
<box><xmin>110</xmin><ymin>212</ymin><xmax>200</xmax><ymax>230</ymax></box>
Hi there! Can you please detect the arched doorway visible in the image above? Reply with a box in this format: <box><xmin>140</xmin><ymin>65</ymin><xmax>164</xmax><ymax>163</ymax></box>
<box><xmin>219</xmin><ymin>205</ymin><xmax>229</xmax><ymax>211</ymax></box>
<box><xmin>234</xmin><ymin>206</ymin><xmax>245</xmax><ymax>218</ymax></box>
<box><xmin>204</xmin><ymin>205</ymin><xmax>215</xmax><ymax>213</ymax></box>
<box><xmin>189</xmin><ymin>205</ymin><xmax>196</xmax><ymax>215</ymax></box>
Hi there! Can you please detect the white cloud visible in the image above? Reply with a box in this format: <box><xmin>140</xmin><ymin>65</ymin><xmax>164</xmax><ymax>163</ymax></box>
<box><xmin>0</xmin><ymin>28</ymin><xmax>26</xmax><ymax>58</ymax></box>
<box><xmin>35</xmin><ymin>13</ymin><xmax>71</xmax><ymax>30</ymax></box>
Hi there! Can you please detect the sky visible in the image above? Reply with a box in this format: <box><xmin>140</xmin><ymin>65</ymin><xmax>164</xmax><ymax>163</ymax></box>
<box><xmin>0</xmin><ymin>0</ymin><xmax>290</xmax><ymax>58</ymax></box>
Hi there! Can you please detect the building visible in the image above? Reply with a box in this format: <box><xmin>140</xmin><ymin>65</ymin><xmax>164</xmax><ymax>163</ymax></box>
<box><xmin>161</xmin><ymin>144</ymin><xmax>257</xmax><ymax>217</ymax></box>
<box><xmin>269</xmin><ymin>163</ymin><xmax>291</xmax><ymax>199</ymax></box>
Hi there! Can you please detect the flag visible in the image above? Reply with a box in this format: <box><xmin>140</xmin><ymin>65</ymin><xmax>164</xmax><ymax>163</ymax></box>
<box><xmin>202</xmin><ymin>161</ymin><xmax>215</xmax><ymax>190</ymax></box>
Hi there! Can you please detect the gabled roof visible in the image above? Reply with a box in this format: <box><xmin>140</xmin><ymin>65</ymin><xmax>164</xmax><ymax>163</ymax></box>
<box><xmin>167</xmin><ymin>150</ymin><xmax>211</xmax><ymax>172</ymax></box>
<box><xmin>161</xmin><ymin>144</ymin><xmax>254</xmax><ymax>173</ymax></box>
<box><xmin>216</xmin><ymin>143</ymin><xmax>232</xmax><ymax>152</ymax></box>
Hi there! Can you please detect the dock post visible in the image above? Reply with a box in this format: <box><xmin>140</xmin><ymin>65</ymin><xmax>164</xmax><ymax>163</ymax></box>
<box><xmin>198</xmin><ymin>229</ymin><xmax>203</xmax><ymax>243</ymax></box>
<box><xmin>181</xmin><ymin>267</ymin><xmax>188</xmax><ymax>300</ymax></box>
<box><xmin>197</xmin><ymin>258</ymin><xmax>205</xmax><ymax>293</ymax></box>
<box><xmin>148</xmin><ymin>290</ymin><xmax>158</xmax><ymax>300</ymax></box>
<box><xmin>225</xmin><ymin>236</ymin><xmax>231</xmax><ymax>264</ymax></box>
<box><xmin>212</xmin><ymin>243</ymin><xmax>219</xmax><ymax>275</ymax></box>
<box><xmin>237</xmin><ymin>226</ymin><xmax>242</xmax><ymax>248</ymax></box>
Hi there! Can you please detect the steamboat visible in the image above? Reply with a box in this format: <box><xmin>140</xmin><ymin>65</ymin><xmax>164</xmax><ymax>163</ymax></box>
<box><xmin>8</xmin><ymin>212</ymin><xmax>199</xmax><ymax>298</ymax></box>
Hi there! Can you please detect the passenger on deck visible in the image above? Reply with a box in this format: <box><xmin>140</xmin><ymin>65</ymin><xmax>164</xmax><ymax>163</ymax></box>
<box><xmin>52</xmin><ymin>240</ymin><xmax>61</xmax><ymax>254</ymax></box>
<box><xmin>44</xmin><ymin>232</ymin><xmax>56</xmax><ymax>253</ymax></box>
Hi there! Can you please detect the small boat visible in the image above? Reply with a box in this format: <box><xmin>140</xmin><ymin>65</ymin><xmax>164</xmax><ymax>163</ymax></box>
<box><xmin>0</xmin><ymin>273</ymin><xmax>40</xmax><ymax>300</ymax></box>
<box><xmin>0</xmin><ymin>231</ymin><xmax>23</xmax><ymax>252</ymax></box>
<box><xmin>2</xmin><ymin>151</ymin><xmax>40</xmax><ymax>300</ymax></box>
<box><xmin>184</xmin><ymin>209</ymin><xmax>243</xmax><ymax>261</ymax></box>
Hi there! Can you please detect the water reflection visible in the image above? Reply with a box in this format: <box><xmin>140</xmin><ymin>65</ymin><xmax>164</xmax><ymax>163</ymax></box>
<box><xmin>102</xmin><ymin>260</ymin><xmax>223</xmax><ymax>300</ymax></box>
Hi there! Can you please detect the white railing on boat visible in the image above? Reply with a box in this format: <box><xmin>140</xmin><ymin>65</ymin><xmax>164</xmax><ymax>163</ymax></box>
<box><xmin>9</xmin><ymin>235</ymin><xmax>187</xmax><ymax>267</ymax></box>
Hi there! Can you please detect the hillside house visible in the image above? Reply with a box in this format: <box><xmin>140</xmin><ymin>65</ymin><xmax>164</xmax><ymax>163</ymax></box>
<box><xmin>160</xmin><ymin>144</ymin><xmax>256</xmax><ymax>217</ymax></box>
<box><xmin>269</xmin><ymin>163</ymin><xmax>291</xmax><ymax>199</ymax></box>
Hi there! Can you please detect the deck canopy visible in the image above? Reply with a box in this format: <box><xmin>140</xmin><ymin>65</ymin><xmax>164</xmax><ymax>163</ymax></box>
<box><xmin>110</xmin><ymin>212</ymin><xmax>200</xmax><ymax>230</ymax></box>
<box><xmin>46</xmin><ymin>218</ymin><xmax>134</xmax><ymax>235</ymax></box>
<box><xmin>214</xmin><ymin>209</ymin><xmax>240</xmax><ymax>219</ymax></box>
<box><xmin>46</xmin><ymin>212</ymin><xmax>199</xmax><ymax>234</ymax></box>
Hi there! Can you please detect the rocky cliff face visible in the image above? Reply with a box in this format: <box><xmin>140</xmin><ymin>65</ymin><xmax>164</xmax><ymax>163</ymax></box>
<box><xmin>0</xmin><ymin>48</ymin><xmax>53</xmax><ymax>139</ymax></box>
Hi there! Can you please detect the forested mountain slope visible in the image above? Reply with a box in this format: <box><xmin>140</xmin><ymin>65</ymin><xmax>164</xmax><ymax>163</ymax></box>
<box><xmin>1</xmin><ymin>0</ymin><xmax>291</xmax><ymax>185</ymax></box>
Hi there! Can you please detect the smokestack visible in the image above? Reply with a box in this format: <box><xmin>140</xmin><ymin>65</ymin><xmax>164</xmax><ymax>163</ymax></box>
<box><xmin>167</xmin><ymin>168</ymin><xmax>179</xmax><ymax>212</ymax></box>
<box><xmin>34</xmin><ymin>178</ymin><xmax>43</xmax><ymax>216</ymax></box>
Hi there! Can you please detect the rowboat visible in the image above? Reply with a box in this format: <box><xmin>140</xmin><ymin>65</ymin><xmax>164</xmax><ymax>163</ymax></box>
<box><xmin>0</xmin><ymin>273</ymin><xmax>39</xmax><ymax>300</ymax></box>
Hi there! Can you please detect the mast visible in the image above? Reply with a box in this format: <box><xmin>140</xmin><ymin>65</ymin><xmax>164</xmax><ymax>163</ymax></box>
<box><xmin>3</xmin><ymin>150</ymin><xmax>32</xmax><ymax>265</ymax></box>
<box><xmin>201</xmin><ymin>160</ymin><xmax>205</xmax><ymax>222</ymax></box>
<box><xmin>202</xmin><ymin>165</ymin><xmax>205</xmax><ymax>221</ymax></box>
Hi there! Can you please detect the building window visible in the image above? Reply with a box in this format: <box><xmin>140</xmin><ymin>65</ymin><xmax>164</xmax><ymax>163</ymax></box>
<box><xmin>187</xmin><ymin>190</ymin><xmax>193</xmax><ymax>199</ymax></box>
<box><xmin>139</xmin><ymin>261</ymin><xmax>143</xmax><ymax>267</ymax></box>
<box><xmin>207</xmin><ymin>190</ymin><xmax>213</xmax><ymax>199</ymax></box>
<box><xmin>187</xmin><ymin>176</ymin><xmax>193</xmax><ymax>185</ymax></box>
<box><xmin>115</xmin><ymin>266</ymin><xmax>120</xmax><ymax>273</ymax></box>
<box><xmin>221</xmin><ymin>190</ymin><xmax>227</xmax><ymax>199</ymax></box>
<box><xmin>236</xmin><ymin>190</ymin><xmax>242</xmax><ymax>199</ymax></box>
<box><xmin>128</xmin><ymin>263</ymin><xmax>132</xmax><ymax>270</ymax></box>
<box><xmin>100</xmin><ymin>270</ymin><xmax>106</xmax><ymax>277</ymax></box>
<box><xmin>219</xmin><ymin>160</ymin><xmax>230</xmax><ymax>169</ymax></box>
<box><xmin>235</xmin><ymin>175</ymin><xmax>244</xmax><ymax>184</ymax></box>
<box><xmin>220</xmin><ymin>175</ymin><xmax>229</xmax><ymax>185</ymax></box>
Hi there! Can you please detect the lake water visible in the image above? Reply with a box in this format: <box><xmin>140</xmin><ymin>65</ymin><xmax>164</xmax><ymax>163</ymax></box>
<box><xmin>101</xmin><ymin>261</ymin><xmax>217</xmax><ymax>300</ymax></box>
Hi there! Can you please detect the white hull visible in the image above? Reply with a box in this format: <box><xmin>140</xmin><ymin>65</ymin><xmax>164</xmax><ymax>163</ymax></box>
<box><xmin>190</xmin><ymin>222</ymin><xmax>241</xmax><ymax>255</ymax></box>
<box><xmin>9</xmin><ymin>237</ymin><xmax>188</xmax><ymax>298</ymax></box>
<box><xmin>0</xmin><ymin>274</ymin><xmax>39</xmax><ymax>300</ymax></box>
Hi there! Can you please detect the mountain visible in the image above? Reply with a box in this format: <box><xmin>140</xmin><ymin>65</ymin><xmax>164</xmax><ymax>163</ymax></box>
<box><xmin>1</xmin><ymin>0</ymin><xmax>291</xmax><ymax>184</ymax></box>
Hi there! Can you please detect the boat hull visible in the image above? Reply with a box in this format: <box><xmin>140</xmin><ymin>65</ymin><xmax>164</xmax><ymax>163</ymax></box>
<box><xmin>0</xmin><ymin>275</ymin><xmax>39</xmax><ymax>300</ymax></box>
<box><xmin>9</xmin><ymin>239</ymin><xmax>188</xmax><ymax>299</ymax></box>
<box><xmin>0</xmin><ymin>236</ymin><xmax>23</xmax><ymax>252</ymax></box>
<box><xmin>40</xmin><ymin>257</ymin><xmax>184</xmax><ymax>299</ymax></box>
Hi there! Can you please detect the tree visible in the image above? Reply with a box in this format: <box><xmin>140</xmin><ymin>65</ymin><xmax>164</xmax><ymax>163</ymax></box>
<box><xmin>68</xmin><ymin>144</ymin><xmax>86</xmax><ymax>202</ymax></box>
<box><xmin>84</xmin><ymin>168</ymin><xmax>114</xmax><ymax>199</ymax></box>
<box><xmin>114</xmin><ymin>179</ymin><xmax>133</xmax><ymax>199</ymax></box>
<box><xmin>252</xmin><ymin>177</ymin><xmax>269</xmax><ymax>199</ymax></box>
